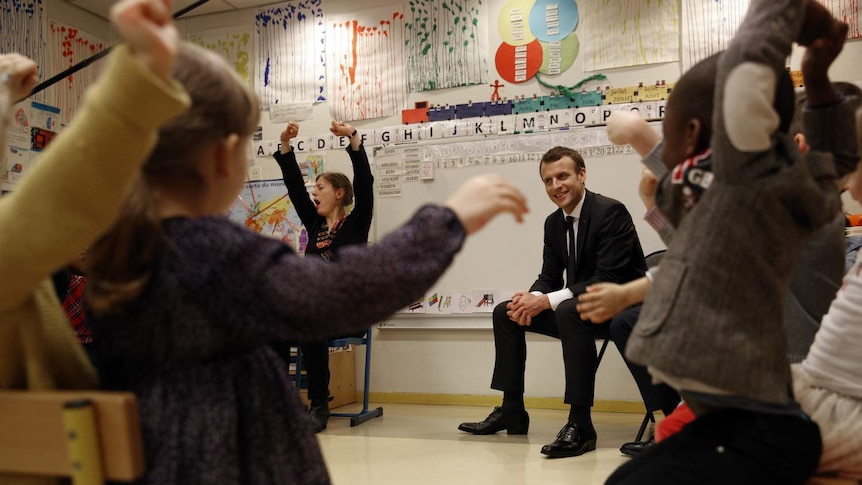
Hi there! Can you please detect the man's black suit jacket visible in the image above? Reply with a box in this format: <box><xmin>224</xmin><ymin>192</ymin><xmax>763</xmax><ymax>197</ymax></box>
<box><xmin>529</xmin><ymin>190</ymin><xmax>647</xmax><ymax>298</ymax></box>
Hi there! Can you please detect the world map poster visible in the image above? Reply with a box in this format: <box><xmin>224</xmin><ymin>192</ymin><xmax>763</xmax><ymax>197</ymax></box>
<box><xmin>227</xmin><ymin>178</ymin><xmax>309</xmax><ymax>254</ymax></box>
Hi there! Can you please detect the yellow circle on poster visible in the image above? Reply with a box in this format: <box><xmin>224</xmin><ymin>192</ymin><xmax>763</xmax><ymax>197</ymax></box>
<box><xmin>498</xmin><ymin>0</ymin><xmax>537</xmax><ymax>47</ymax></box>
<box><xmin>539</xmin><ymin>32</ymin><xmax>579</xmax><ymax>75</ymax></box>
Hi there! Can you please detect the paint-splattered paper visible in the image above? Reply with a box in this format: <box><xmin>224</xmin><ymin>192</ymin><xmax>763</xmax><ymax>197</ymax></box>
<box><xmin>404</xmin><ymin>0</ymin><xmax>488</xmax><ymax>92</ymax></box>
<box><xmin>683</xmin><ymin>0</ymin><xmax>860</xmax><ymax>72</ymax></box>
<box><xmin>255</xmin><ymin>0</ymin><xmax>326</xmax><ymax>110</ymax></box>
<box><xmin>188</xmin><ymin>26</ymin><xmax>253</xmax><ymax>83</ymax></box>
<box><xmin>1</xmin><ymin>0</ymin><xmax>45</xmax><ymax>102</ymax></box>
<box><xmin>681</xmin><ymin>0</ymin><xmax>749</xmax><ymax>72</ymax></box>
<box><xmin>580</xmin><ymin>0</ymin><xmax>679</xmax><ymax>70</ymax></box>
<box><xmin>815</xmin><ymin>0</ymin><xmax>862</xmax><ymax>39</ymax></box>
<box><xmin>45</xmin><ymin>20</ymin><xmax>106</xmax><ymax>125</ymax></box>
<box><xmin>326</xmin><ymin>6</ymin><xmax>408</xmax><ymax>121</ymax></box>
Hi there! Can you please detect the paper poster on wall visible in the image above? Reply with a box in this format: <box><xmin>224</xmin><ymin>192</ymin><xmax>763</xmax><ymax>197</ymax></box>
<box><xmin>580</xmin><ymin>0</ymin><xmax>679</xmax><ymax>70</ymax></box>
<box><xmin>404</xmin><ymin>0</ymin><xmax>489</xmax><ymax>92</ymax></box>
<box><xmin>449</xmin><ymin>291</ymin><xmax>475</xmax><ymax>313</ymax></box>
<box><xmin>495</xmin><ymin>0</ymin><xmax>580</xmax><ymax>83</ymax></box>
<box><xmin>426</xmin><ymin>292</ymin><xmax>453</xmax><ymax>314</ymax></box>
<box><xmin>1</xmin><ymin>0</ymin><xmax>46</xmax><ymax>103</ymax></box>
<box><xmin>326</xmin><ymin>6</ymin><xmax>408</xmax><ymax>121</ymax></box>
<box><xmin>188</xmin><ymin>26</ymin><xmax>252</xmax><ymax>83</ymax></box>
<box><xmin>472</xmin><ymin>289</ymin><xmax>497</xmax><ymax>313</ymax></box>
<box><xmin>227</xmin><ymin>179</ymin><xmax>309</xmax><ymax>253</ymax></box>
<box><xmin>5</xmin><ymin>101</ymin><xmax>31</xmax><ymax>149</ymax></box>
<box><xmin>1</xmin><ymin>145</ymin><xmax>30</xmax><ymax>184</ymax></box>
<box><xmin>28</xmin><ymin>101</ymin><xmax>60</xmax><ymax>131</ymax></box>
<box><xmin>303</xmin><ymin>154</ymin><xmax>325</xmax><ymax>183</ymax></box>
<box><xmin>397</xmin><ymin>300</ymin><xmax>426</xmax><ymax>313</ymax></box>
<box><xmin>29</xmin><ymin>102</ymin><xmax>59</xmax><ymax>153</ymax></box>
<box><xmin>269</xmin><ymin>102</ymin><xmax>314</xmax><ymax>123</ymax></box>
<box><xmin>45</xmin><ymin>21</ymin><xmax>106</xmax><ymax>125</ymax></box>
<box><xmin>374</xmin><ymin>146</ymin><xmax>404</xmax><ymax>197</ymax></box>
<box><xmin>815</xmin><ymin>0</ymin><xmax>862</xmax><ymax>38</ymax></box>
<box><xmin>681</xmin><ymin>0</ymin><xmax>749</xmax><ymax>72</ymax></box>
<box><xmin>255</xmin><ymin>0</ymin><xmax>326</xmax><ymax>110</ymax></box>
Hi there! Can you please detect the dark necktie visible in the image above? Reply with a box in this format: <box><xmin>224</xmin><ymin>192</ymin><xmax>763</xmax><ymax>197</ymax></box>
<box><xmin>566</xmin><ymin>215</ymin><xmax>577</xmax><ymax>285</ymax></box>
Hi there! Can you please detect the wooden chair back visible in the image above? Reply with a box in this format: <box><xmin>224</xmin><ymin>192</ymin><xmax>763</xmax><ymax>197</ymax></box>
<box><xmin>0</xmin><ymin>391</ymin><xmax>144</xmax><ymax>484</ymax></box>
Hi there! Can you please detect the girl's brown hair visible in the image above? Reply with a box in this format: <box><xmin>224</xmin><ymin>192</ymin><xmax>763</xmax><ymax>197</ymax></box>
<box><xmin>87</xmin><ymin>42</ymin><xmax>259</xmax><ymax>315</ymax></box>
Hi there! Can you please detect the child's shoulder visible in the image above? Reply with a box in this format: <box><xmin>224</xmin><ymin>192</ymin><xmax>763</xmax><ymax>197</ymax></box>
<box><xmin>165</xmin><ymin>216</ymin><xmax>262</xmax><ymax>256</ymax></box>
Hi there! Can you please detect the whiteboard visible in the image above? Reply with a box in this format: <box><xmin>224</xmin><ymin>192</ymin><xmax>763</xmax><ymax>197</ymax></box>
<box><xmin>372</xmin><ymin>126</ymin><xmax>666</xmax><ymax>328</ymax></box>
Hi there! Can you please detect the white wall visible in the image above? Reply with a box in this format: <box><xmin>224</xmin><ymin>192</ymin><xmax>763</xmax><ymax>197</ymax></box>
<box><xmin>48</xmin><ymin>0</ymin><xmax>111</xmax><ymax>39</ymax></box>
<box><xmin>173</xmin><ymin>1</ymin><xmax>862</xmax><ymax>404</ymax></box>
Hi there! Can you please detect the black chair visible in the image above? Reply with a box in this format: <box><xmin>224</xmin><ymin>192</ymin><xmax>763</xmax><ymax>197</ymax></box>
<box><xmin>629</xmin><ymin>249</ymin><xmax>668</xmax><ymax>442</ymax></box>
<box><xmin>594</xmin><ymin>335</ymin><xmax>654</xmax><ymax>442</ymax></box>
<box><xmin>595</xmin><ymin>338</ymin><xmax>610</xmax><ymax>371</ymax></box>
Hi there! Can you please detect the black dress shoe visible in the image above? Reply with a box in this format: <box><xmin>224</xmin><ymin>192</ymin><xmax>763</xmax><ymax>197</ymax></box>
<box><xmin>309</xmin><ymin>402</ymin><xmax>331</xmax><ymax>433</ymax></box>
<box><xmin>540</xmin><ymin>422</ymin><xmax>597</xmax><ymax>458</ymax></box>
<box><xmin>458</xmin><ymin>406</ymin><xmax>530</xmax><ymax>435</ymax></box>
<box><xmin>620</xmin><ymin>435</ymin><xmax>655</xmax><ymax>456</ymax></box>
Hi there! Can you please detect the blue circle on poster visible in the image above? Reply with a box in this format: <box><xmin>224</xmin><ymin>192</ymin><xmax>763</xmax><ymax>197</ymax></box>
<box><xmin>530</xmin><ymin>0</ymin><xmax>579</xmax><ymax>43</ymax></box>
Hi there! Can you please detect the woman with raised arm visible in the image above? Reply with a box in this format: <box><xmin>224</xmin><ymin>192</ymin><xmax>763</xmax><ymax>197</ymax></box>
<box><xmin>272</xmin><ymin>121</ymin><xmax>372</xmax><ymax>432</ymax></box>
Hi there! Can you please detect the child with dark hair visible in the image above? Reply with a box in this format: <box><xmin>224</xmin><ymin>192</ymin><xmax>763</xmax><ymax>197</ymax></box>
<box><xmin>582</xmin><ymin>75</ymin><xmax>855</xmax><ymax>461</ymax></box>
<box><xmin>606</xmin><ymin>0</ymin><xmax>858</xmax><ymax>483</ymax></box>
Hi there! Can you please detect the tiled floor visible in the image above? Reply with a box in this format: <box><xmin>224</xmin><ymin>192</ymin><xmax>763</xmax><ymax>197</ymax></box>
<box><xmin>317</xmin><ymin>403</ymin><xmax>646</xmax><ymax>485</ymax></box>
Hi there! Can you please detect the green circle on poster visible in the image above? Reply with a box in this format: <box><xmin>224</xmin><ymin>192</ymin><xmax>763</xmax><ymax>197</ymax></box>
<box><xmin>539</xmin><ymin>32</ymin><xmax>579</xmax><ymax>75</ymax></box>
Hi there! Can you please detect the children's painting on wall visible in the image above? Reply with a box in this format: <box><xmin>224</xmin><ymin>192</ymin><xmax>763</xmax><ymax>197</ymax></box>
<box><xmin>303</xmin><ymin>154</ymin><xmax>325</xmax><ymax>183</ymax></box>
<box><xmin>45</xmin><ymin>20</ymin><xmax>106</xmax><ymax>124</ymax></box>
<box><xmin>188</xmin><ymin>26</ymin><xmax>253</xmax><ymax>83</ymax></box>
<box><xmin>254</xmin><ymin>0</ymin><xmax>326</xmax><ymax>110</ymax></box>
<box><xmin>404</xmin><ymin>0</ymin><xmax>489</xmax><ymax>92</ymax></box>
<box><xmin>1</xmin><ymin>0</ymin><xmax>46</xmax><ymax>103</ymax></box>
<box><xmin>326</xmin><ymin>6</ymin><xmax>408</xmax><ymax>121</ymax></box>
<box><xmin>580</xmin><ymin>0</ymin><xmax>679</xmax><ymax>70</ymax></box>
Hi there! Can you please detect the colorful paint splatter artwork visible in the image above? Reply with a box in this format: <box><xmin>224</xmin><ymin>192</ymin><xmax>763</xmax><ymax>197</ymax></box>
<box><xmin>1</xmin><ymin>0</ymin><xmax>45</xmax><ymax>102</ymax></box>
<box><xmin>46</xmin><ymin>20</ymin><xmax>105</xmax><ymax>124</ymax></box>
<box><xmin>189</xmin><ymin>27</ymin><xmax>253</xmax><ymax>83</ymax></box>
<box><xmin>404</xmin><ymin>0</ymin><xmax>488</xmax><ymax>92</ymax></box>
<box><xmin>580</xmin><ymin>0</ymin><xmax>679</xmax><ymax>70</ymax></box>
<box><xmin>255</xmin><ymin>0</ymin><xmax>326</xmax><ymax>110</ymax></box>
<box><xmin>327</xmin><ymin>7</ymin><xmax>408</xmax><ymax>121</ymax></box>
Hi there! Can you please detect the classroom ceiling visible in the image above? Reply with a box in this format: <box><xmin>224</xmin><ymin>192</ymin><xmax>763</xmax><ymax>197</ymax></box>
<box><xmin>65</xmin><ymin>0</ymin><xmax>278</xmax><ymax>19</ymax></box>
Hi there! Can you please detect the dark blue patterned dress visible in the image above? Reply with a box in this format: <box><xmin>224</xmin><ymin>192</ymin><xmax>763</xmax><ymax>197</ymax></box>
<box><xmin>92</xmin><ymin>206</ymin><xmax>464</xmax><ymax>484</ymax></box>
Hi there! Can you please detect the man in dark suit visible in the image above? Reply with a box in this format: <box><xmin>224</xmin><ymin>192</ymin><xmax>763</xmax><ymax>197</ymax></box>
<box><xmin>458</xmin><ymin>146</ymin><xmax>649</xmax><ymax>458</ymax></box>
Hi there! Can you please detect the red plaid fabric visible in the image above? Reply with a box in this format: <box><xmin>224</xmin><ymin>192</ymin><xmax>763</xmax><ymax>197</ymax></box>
<box><xmin>62</xmin><ymin>274</ymin><xmax>92</xmax><ymax>344</ymax></box>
